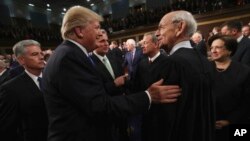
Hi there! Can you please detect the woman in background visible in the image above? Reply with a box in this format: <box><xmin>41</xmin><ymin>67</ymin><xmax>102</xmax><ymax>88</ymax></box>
<box><xmin>208</xmin><ymin>35</ymin><xmax>250</xmax><ymax>141</ymax></box>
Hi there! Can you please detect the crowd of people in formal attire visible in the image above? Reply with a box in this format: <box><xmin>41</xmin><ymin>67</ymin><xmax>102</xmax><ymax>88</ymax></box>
<box><xmin>0</xmin><ymin>3</ymin><xmax>250</xmax><ymax>141</ymax></box>
<box><xmin>0</xmin><ymin>0</ymin><xmax>249</xmax><ymax>45</ymax></box>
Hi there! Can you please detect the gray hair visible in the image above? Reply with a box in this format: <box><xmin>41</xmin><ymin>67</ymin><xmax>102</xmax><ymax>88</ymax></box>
<box><xmin>144</xmin><ymin>32</ymin><xmax>158</xmax><ymax>44</ymax></box>
<box><xmin>61</xmin><ymin>6</ymin><xmax>103</xmax><ymax>39</ymax></box>
<box><xmin>13</xmin><ymin>40</ymin><xmax>41</xmax><ymax>57</ymax></box>
<box><xmin>126</xmin><ymin>39</ymin><xmax>136</xmax><ymax>47</ymax></box>
<box><xmin>172</xmin><ymin>11</ymin><xmax>197</xmax><ymax>36</ymax></box>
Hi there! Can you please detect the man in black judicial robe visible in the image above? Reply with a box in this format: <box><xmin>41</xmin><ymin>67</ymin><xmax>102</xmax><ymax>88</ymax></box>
<box><xmin>131</xmin><ymin>32</ymin><xmax>167</xmax><ymax>93</ymax></box>
<box><xmin>129</xmin><ymin>32</ymin><xmax>170</xmax><ymax>141</ymax></box>
<box><xmin>146</xmin><ymin>10</ymin><xmax>215</xmax><ymax>141</ymax></box>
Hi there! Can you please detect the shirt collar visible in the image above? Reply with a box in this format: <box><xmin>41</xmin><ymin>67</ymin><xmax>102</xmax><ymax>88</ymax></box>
<box><xmin>67</xmin><ymin>39</ymin><xmax>89</xmax><ymax>56</ymax></box>
<box><xmin>25</xmin><ymin>70</ymin><xmax>42</xmax><ymax>79</ymax></box>
<box><xmin>237</xmin><ymin>35</ymin><xmax>244</xmax><ymax>43</ymax></box>
<box><xmin>25</xmin><ymin>69</ymin><xmax>42</xmax><ymax>89</ymax></box>
<box><xmin>169</xmin><ymin>40</ymin><xmax>193</xmax><ymax>55</ymax></box>
<box><xmin>131</xmin><ymin>48</ymin><xmax>136</xmax><ymax>53</ymax></box>
<box><xmin>93</xmin><ymin>51</ymin><xmax>106</xmax><ymax>61</ymax></box>
<box><xmin>149</xmin><ymin>51</ymin><xmax>160</xmax><ymax>62</ymax></box>
<box><xmin>0</xmin><ymin>69</ymin><xmax>7</xmax><ymax>76</ymax></box>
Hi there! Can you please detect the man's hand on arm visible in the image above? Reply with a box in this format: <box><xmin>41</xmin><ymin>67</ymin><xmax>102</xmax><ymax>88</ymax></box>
<box><xmin>146</xmin><ymin>79</ymin><xmax>181</xmax><ymax>103</ymax></box>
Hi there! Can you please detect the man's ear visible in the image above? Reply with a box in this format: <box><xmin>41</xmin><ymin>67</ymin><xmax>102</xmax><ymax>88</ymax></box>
<box><xmin>74</xmin><ymin>27</ymin><xmax>84</xmax><ymax>38</ymax></box>
<box><xmin>176</xmin><ymin>21</ymin><xmax>186</xmax><ymax>37</ymax></box>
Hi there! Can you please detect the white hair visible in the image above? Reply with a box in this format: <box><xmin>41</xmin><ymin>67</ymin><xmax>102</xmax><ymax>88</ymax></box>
<box><xmin>172</xmin><ymin>11</ymin><xmax>197</xmax><ymax>36</ymax></box>
<box><xmin>13</xmin><ymin>39</ymin><xmax>41</xmax><ymax>57</ymax></box>
<box><xmin>126</xmin><ymin>39</ymin><xmax>136</xmax><ymax>47</ymax></box>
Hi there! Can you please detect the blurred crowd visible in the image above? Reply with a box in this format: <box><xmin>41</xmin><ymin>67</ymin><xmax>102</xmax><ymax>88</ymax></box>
<box><xmin>102</xmin><ymin>0</ymin><xmax>250</xmax><ymax>33</ymax></box>
<box><xmin>0</xmin><ymin>0</ymin><xmax>249</xmax><ymax>43</ymax></box>
<box><xmin>0</xmin><ymin>24</ymin><xmax>62</xmax><ymax>44</ymax></box>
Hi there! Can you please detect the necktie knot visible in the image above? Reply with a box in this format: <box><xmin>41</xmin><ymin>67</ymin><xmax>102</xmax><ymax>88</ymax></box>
<box><xmin>87</xmin><ymin>55</ymin><xmax>95</xmax><ymax>66</ymax></box>
<box><xmin>103</xmin><ymin>57</ymin><xmax>107</xmax><ymax>63</ymax></box>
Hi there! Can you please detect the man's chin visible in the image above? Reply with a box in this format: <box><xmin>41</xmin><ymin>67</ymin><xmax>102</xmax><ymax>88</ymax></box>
<box><xmin>159</xmin><ymin>44</ymin><xmax>167</xmax><ymax>49</ymax></box>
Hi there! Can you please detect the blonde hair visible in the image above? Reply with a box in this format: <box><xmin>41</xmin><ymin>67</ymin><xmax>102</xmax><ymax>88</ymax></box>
<box><xmin>61</xmin><ymin>6</ymin><xmax>103</xmax><ymax>39</ymax></box>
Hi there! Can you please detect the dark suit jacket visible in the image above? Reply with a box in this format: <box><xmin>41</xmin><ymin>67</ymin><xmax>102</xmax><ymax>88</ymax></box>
<box><xmin>107</xmin><ymin>47</ymin><xmax>125</xmax><ymax>66</ymax></box>
<box><xmin>132</xmin><ymin>54</ymin><xmax>166</xmax><ymax>92</ymax></box>
<box><xmin>0</xmin><ymin>69</ymin><xmax>10</xmax><ymax>86</ymax></box>
<box><xmin>123</xmin><ymin>47</ymin><xmax>144</xmax><ymax>81</ymax></box>
<box><xmin>8</xmin><ymin>65</ymin><xmax>25</xmax><ymax>79</ymax></box>
<box><xmin>42</xmin><ymin>40</ymin><xmax>150</xmax><ymax>141</ymax></box>
<box><xmin>211</xmin><ymin>61</ymin><xmax>250</xmax><ymax>123</ymax></box>
<box><xmin>232</xmin><ymin>36</ymin><xmax>250</xmax><ymax>66</ymax></box>
<box><xmin>0</xmin><ymin>72</ymin><xmax>48</xmax><ymax>141</ymax></box>
<box><xmin>196</xmin><ymin>40</ymin><xmax>207</xmax><ymax>57</ymax></box>
<box><xmin>91</xmin><ymin>54</ymin><xmax>128</xmax><ymax>141</ymax></box>
<box><xmin>90</xmin><ymin>54</ymin><xmax>124</xmax><ymax>96</ymax></box>
<box><xmin>142</xmin><ymin>48</ymin><xmax>215</xmax><ymax>141</ymax></box>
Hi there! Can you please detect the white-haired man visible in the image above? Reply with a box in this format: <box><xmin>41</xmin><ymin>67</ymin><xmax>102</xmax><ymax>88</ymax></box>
<box><xmin>142</xmin><ymin>10</ymin><xmax>215</xmax><ymax>141</ymax></box>
<box><xmin>123</xmin><ymin>39</ymin><xmax>144</xmax><ymax>82</ymax></box>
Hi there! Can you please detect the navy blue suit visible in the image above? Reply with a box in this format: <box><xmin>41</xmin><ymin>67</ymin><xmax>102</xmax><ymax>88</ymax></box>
<box><xmin>123</xmin><ymin>47</ymin><xmax>144</xmax><ymax>81</ymax></box>
<box><xmin>42</xmin><ymin>40</ymin><xmax>150</xmax><ymax>141</ymax></box>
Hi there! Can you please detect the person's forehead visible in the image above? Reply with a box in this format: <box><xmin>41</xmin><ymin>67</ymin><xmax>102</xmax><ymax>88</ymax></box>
<box><xmin>222</xmin><ymin>26</ymin><xmax>229</xmax><ymax>30</ymax></box>
<box><xmin>143</xmin><ymin>35</ymin><xmax>151</xmax><ymax>40</ymax></box>
<box><xmin>212</xmin><ymin>39</ymin><xmax>224</xmax><ymax>44</ymax></box>
<box><xmin>87</xmin><ymin>20</ymin><xmax>100</xmax><ymax>27</ymax></box>
<box><xmin>243</xmin><ymin>26</ymin><xmax>250</xmax><ymax>30</ymax></box>
<box><xmin>160</xmin><ymin>14</ymin><xmax>173</xmax><ymax>26</ymax></box>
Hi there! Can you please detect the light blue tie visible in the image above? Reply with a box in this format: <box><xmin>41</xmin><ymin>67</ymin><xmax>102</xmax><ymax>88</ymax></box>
<box><xmin>103</xmin><ymin>57</ymin><xmax>115</xmax><ymax>79</ymax></box>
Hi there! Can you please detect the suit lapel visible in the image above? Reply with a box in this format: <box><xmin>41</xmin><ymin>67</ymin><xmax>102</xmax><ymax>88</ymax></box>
<box><xmin>108</xmin><ymin>57</ymin><xmax>119</xmax><ymax>78</ymax></box>
<box><xmin>63</xmin><ymin>40</ymin><xmax>96</xmax><ymax>68</ymax></box>
<box><xmin>21</xmin><ymin>72</ymin><xmax>42</xmax><ymax>96</ymax></box>
<box><xmin>0</xmin><ymin>70</ymin><xmax>9</xmax><ymax>84</ymax></box>
<box><xmin>91</xmin><ymin>54</ymin><xmax>114</xmax><ymax>79</ymax></box>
